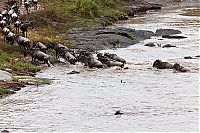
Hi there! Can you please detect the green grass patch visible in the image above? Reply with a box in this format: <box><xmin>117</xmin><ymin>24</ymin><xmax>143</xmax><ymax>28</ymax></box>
<box><xmin>12</xmin><ymin>76</ymin><xmax>52</xmax><ymax>85</ymax></box>
<box><xmin>0</xmin><ymin>88</ymin><xmax>12</xmax><ymax>95</ymax></box>
<box><xmin>10</xmin><ymin>61</ymin><xmax>41</xmax><ymax>73</ymax></box>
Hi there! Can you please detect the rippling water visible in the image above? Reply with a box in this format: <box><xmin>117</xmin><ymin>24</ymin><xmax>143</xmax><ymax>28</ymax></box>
<box><xmin>0</xmin><ymin>2</ymin><xmax>199</xmax><ymax>132</ymax></box>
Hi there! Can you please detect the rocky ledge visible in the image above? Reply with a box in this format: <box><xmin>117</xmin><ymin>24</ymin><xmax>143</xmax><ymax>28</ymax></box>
<box><xmin>61</xmin><ymin>27</ymin><xmax>183</xmax><ymax>51</ymax></box>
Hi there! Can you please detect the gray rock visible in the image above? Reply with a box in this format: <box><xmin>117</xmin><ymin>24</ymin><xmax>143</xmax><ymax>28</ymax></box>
<box><xmin>155</xmin><ymin>29</ymin><xmax>182</xmax><ymax>36</ymax></box>
<box><xmin>61</xmin><ymin>27</ymin><xmax>155</xmax><ymax>51</ymax></box>
<box><xmin>0</xmin><ymin>70</ymin><xmax>12</xmax><ymax>81</ymax></box>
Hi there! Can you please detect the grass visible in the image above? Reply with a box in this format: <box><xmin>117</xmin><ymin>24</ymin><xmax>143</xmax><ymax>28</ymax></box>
<box><xmin>180</xmin><ymin>8</ymin><xmax>200</xmax><ymax>16</ymax></box>
<box><xmin>12</xmin><ymin>76</ymin><xmax>52</xmax><ymax>85</ymax></box>
<box><xmin>0</xmin><ymin>88</ymin><xmax>12</xmax><ymax>95</ymax></box>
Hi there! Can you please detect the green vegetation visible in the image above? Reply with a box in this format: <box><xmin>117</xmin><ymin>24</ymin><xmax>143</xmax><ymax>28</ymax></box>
<box><xmin>12</xmin><ymin>76</ymin><xmax>52</xmax><ymax>85</ymax></box>
<box><xmin>181</xmin><ymin>8</ymin><xmax>200</xmax><ymax>16</ymax></box>
<box><xmin>0</xmin><ymin>38</ymin><xmax>40</xmax><ymax>72</ymax></box>
<box><xmin>10</xmin><ymin>61</ymin><xmax>41</xmax><ymax>72</ymax></box>
<box><xmin>0</xmin><ymin>0</ymin><xmax>128</xmax><ymax>73</ymax></box>
<box><xmin>0</xmin><ymin>88</ymin><xmax>12</xmax><ymax>95</ymax></box>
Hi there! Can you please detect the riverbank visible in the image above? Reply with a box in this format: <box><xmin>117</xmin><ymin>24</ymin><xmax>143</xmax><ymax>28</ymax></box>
<box><xmin>0</xmin><ymin>0</ymin><xmax>183</xmax><ymax>97</ymax></box>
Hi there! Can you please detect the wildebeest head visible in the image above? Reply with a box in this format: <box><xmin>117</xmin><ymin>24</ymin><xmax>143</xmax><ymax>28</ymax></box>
<box><xmin>153</xmin><ymin>59</ymin><xmax>162</xmax><ymax>68</ymax></box>
<box><xmin>173</xmin><ymin>63</ymin><xmax>181</xmax><ymax>70</ymax></box>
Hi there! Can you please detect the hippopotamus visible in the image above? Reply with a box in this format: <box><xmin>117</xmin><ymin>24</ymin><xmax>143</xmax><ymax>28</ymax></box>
<box><xmin>173</xmin><ymin>63</ymin><xmax>189</xmax><ymax>72</ymax></box>
<box><xmin>153</xmin><ymin>59</ymin><xmax>173</xmax><ymax>69</ymax></box>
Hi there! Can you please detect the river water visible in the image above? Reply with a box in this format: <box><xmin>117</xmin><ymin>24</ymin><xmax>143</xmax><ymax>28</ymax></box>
<box><xmin>0</xmin><ymin>2</ymin><xmax>199</xmax><ymax>132</ymax></box>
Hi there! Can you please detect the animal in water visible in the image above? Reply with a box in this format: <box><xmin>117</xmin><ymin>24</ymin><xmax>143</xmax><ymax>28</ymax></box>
<box><xmin>78</xmin><ymin>51</ymin><xmax>103</xmax><ymax>68</ymax></box>
<box><xmin>24</xmin><ymin>49</ymin><xmax>53</xmax><ymax>67</ymax></box>
<box><xmin>104</xmin><ymin>53</ymin><xmax>126</xmax><ymax>64</ymax></box>
<box><xmin>47</xmin><ymin>42</ymin><xmax>69</xmax><ymax>58</ymax></box>
<box><xmin>97</xmin><ymin>53</ymin><xmax>124</xmax><ymax>68</ymax></box>
<box><xmin>20</xmin><ymin>21</ymin><xmax>33</xmax><ymax>37</ymax></box>
<box><xmin>153</xmin><ymin>59</ymin><xmax>173</xmax><ymax>69</ymax></box>
<box><xmin>59</xmin><ymin>51</ymin><xmax>77</xmax><ymax>65</ymax></box>
<box><xmin>173</xmin><ymin>63</ymin><xmax>189</xmax><ymax>72</ymax></box>
<box><xmin>114</xmin><ymin>110</ymin><xmax>123</xmax><ymax>115</ymax></box>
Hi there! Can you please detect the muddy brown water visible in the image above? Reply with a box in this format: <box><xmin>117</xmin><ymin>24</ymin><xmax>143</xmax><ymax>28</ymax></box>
<box><xmin>0</xmin><ymin>2</ymin><xmax>199</xmax><ymax>132</ymax></box>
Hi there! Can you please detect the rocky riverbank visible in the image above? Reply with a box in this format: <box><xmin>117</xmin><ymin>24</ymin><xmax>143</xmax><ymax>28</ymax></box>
<box><xmin>0</xmin><ymin>0</ymin><xmax>184</xmax><ymax>98</ymax></box>
<box><xmin>61</xmin><ymin>27</ymin><xmax>183</xmax><ymax>51</ymax></box>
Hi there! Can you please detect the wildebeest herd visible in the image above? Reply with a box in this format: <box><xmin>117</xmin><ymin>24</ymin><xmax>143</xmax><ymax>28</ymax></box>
<box><xmin>0</xmin><ymin>0</ymin><xmax>190</xmax><ymax>72</ymax></box>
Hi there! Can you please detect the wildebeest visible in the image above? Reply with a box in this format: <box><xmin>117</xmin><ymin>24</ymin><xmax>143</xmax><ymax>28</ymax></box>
<box><xmin>24</xmin><ymin>0</ymin><xmax>31</xmax><ymax>14</ymax></box>
<box><xmin>0</xmin><ymin>20</ymin><xmax>6</xmax><ymax>28</ymax></box>
<box><xmin>32</xmin><ymin>41</ymin><xmax>47</xmax><ymax>53</ymax></box>
<box><xmin>153</xmin><ymin>59</ymin><xmax>173</xmax><ymax>69</ymax></box>
<box><xmin>32</xmin><ymin>0</ymin><xmax>38</xmax><ymax>10</ymax></box>
<box><xmin>97</xmin><ymin>53</ymin><xmax>124</xmax><ymax>68</ymax></box>
<box><xmin>2</xmin><ymin>27</ymin><xmax>11</xmax><ymax>36</ymax></box>
<box><xmin>24</xmin><ymin>49</ymin><xmax>53</xmax><ymax>67</ymax></box>
<box><xmin>11</xmin><ymin>12</ymin><xmax>19</xmax><ymax>23</ymax></box>
<box><xmin>14</xmin><ymin>20</ymin><xmax>21</xmax><ymax>33</ymax></box>
<box><xmin>173</xmin><ymin>63</ymin><xmax>189</xmax><ymax>72</ymax></box>
<box><xmin>47</xmin><ymin>42</ymin><xmax>69</xmax><ymax>58</ymax></box>
<box><xmin>15</xmin><ymin>35</ymin><xmax>31</xmax><ymax>49</ymax></box>
<box><xmin>20</xmin><ymin>21</ymin><xmax>33</xmax><ymax>37</ymax></box>
<box><xmin>104</xmin><ymin>53</ymin><xmax>126</xmax><ymax>64</ymax></box>
<box><xmin>5</xmin><ymin>32</ymin><xmax>15</xmax><ymax>44</ymax></box>
<box><xmin>58</xmin><ymin>50</ymin><xmax>77</xmax><ymax>65</ymax></box>
<box><xmin>78</xmin><ymin>51</ymin><xmax>103</xmax><ymax>68</ymax></box>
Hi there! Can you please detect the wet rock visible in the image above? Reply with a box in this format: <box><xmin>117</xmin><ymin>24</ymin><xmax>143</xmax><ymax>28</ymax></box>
<box><xmin>67</xmin><ymin>71</ymin><xmax>80</xmax><ymax>74</ymax></box>
<box><xmin>195</xmin><ymin>55</ymin><xmax>200</xmax><ymax>57</ymax></box>
<box><xmin>184</xmin><ymin>56</ymin><xmax>197</xmax><ymax>59</ymax></box>
<box><xmin>0</xmin><ymin>70</ymin><xmax>12</xmax><ymax>81</ymax></box>
<box><xmin>162</xmin><ymin>44</ymin><xmax>176</xmax><ymax>48</ymax></box>
<box><xmin>1</xmin><ymin>130</ymin><xmax>9</xmax><ymax>133</ymax></box>
<box><xmin>61</xmin><ymin>27</ymin><xmax>155</xmax><ymax>51</ymax></box>
<box><xmin>114</xmin><ymin>110</ymin><xmax>123</xmax><ymax>115</ymax></box>
<box><xmin>144</xmin><ymin>42</ymin><xmax>156</xmax><ymax>47</ymax></box>
<box><xmin>155</xmin><ymin>29</ymin><xmax>182</xmax><ymax>36</ymax></box>
<box><xmin>162</xmin><ymin>35</ymin><xmax>187</xmax><ymax>39</ymax></box>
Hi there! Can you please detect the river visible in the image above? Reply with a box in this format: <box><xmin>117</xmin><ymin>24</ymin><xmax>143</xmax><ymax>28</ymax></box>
<box><xmin>0</xmin><ymin>2</ymin><xmax>199</xmax><ymax>132</ymax></box>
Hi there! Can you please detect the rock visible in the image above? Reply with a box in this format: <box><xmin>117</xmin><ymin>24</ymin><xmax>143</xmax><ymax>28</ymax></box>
<box><xmin>114</xmin><ymin>110</ymin><xmax>123</xmax><ymax>115</ymax></box>
<box><xmin>155</xmin><ymin>29</ymin><xmax>182</xmax><ymax>36</ymax></box>
<box><xmin>184</xmin><ymin>56</ymin><xmax>197</xmax><ymax>59</ymax></box>
<box><xmin>162</xmin><ymin>35</ymin><xmax>187</xmax><ymax>39</ymax></box>
<box><xmin>144</xmin><ymin>42</ymin><xmax>156</xmax><ymax>47</ymax></box>
<box><xmin>162</xmin><ymin>44</ymin><xmax>176</xmax><ymax>48</ymax></box>
<box><xmin>67</xmin><ymin>71</ymin><xmax>80</xmax><ymax>74</ymax></box>
<box><xmin>1</xmin><ymin>130</ymin><xmax>9</xmax><ymax>133</ymax></box>
<box><xmin>0</xmin><ymin>70</ymin><xmax>12</xmax><ymax>81</ymax></box>
<box><xmin>61</xmin><ymin>27</ymin><xmax>155</xmax><ymax>51</ymax></box>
